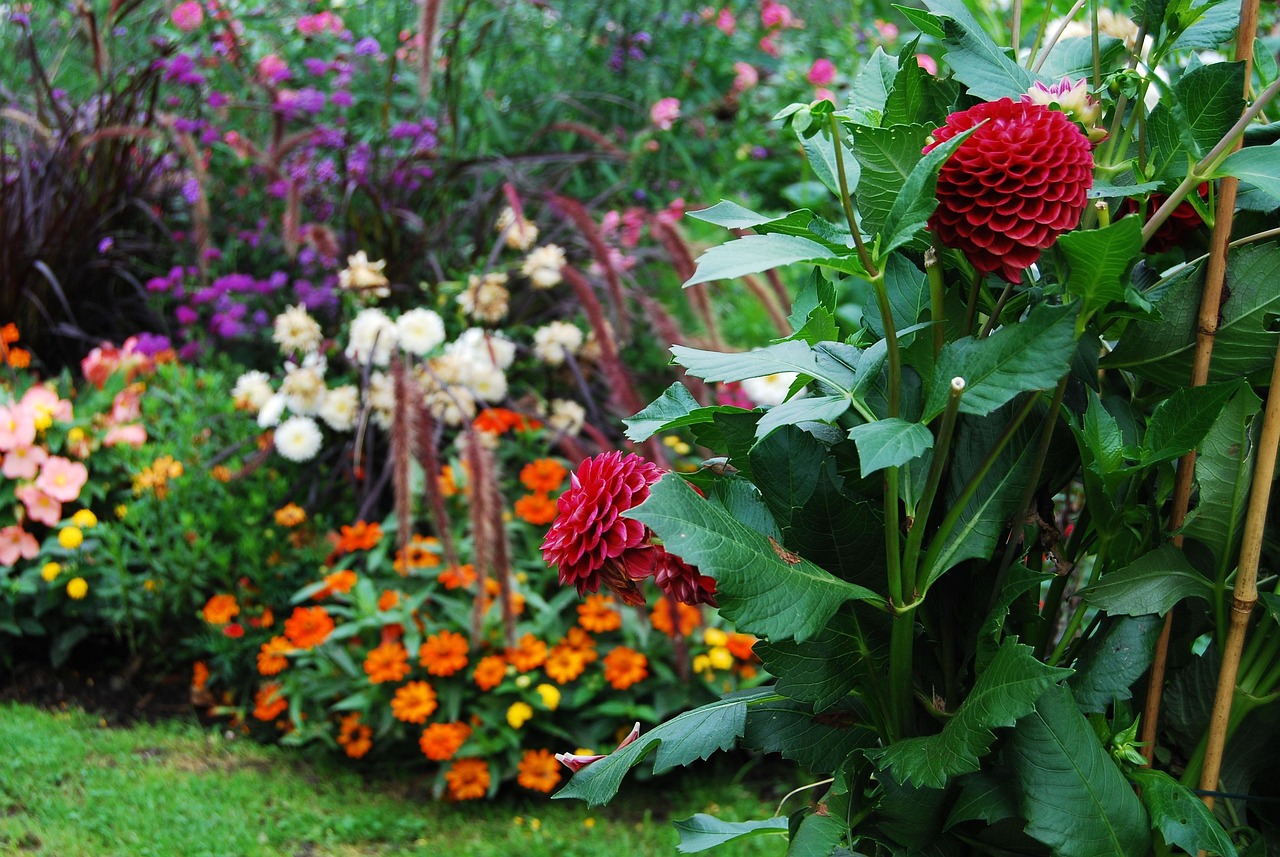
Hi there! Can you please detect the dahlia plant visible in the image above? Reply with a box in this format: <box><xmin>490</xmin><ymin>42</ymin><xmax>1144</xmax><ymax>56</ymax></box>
<box><xmin>549</xmin><ymin>2</ymin><xmax>1280</xmax><ymax>854</ymax></box>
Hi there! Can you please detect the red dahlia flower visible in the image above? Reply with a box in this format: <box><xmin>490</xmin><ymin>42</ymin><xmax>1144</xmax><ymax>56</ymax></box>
<box><xmin>541</xmin><ymin>452</ymin><xmax>716</xmax><ymax>607</ymax></box>
<box><xmin>1121</xmin><ymin>183</ymin><xmax>1210</xmax><ymax>253</ymax></box>
<box><xmin>926</xmin><ymin>98</ymin><xmax>1094</xmax><ymax>283</ymax></box>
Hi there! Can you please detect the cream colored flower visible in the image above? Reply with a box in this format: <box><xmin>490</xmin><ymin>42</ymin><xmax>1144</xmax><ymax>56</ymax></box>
<box><xmin>521</xmin><ymin>244</ymin><xmax>566</xmax><ymax>288</ymax></box>
<box><xmin>456</xmin><ymin>273</ymin><xmax>510</xmax><ymax>323</ymax></box>
<box><xmin>272</xmin><ymin>304</ymin><xmax>322</xmax><ymax>354</ymax></box>
<box><xmin>274</xmin><ymin>416</ymin><xmax>323</xmax><ymax>462</ymax></box>
<box><xmin>318</xmin><ymin>384</ymin><xmax>360</xmax><ymax>431</ymax></box>
<box><xmin>367</xmin><ymin>372</ymin><xmax>396</xmax><ymax>429</ymax></box>
<box><xmin>495</xmin><ymin>207</ymin><xmax>539</xmax><ymax>251</ymax></box>
<box><xmin>742</xmin><ymin>372</ymin><xmax>798</xmax><ymax>407</ymax></box>
<box><xmin>466</xmin><ymin>366</ymin><xmax>508</xmax><ymax>402</ymax></box>
<box><xmin>345</xmin><ymin>307</ymin><xmax>397</xmax><ymax>367</ymax></box>
<box><xmin>533</xmin><ymin>322</ymin><xmax>584</xmax><ymax>365</ymax></box>
<box><xmin>425</xmin><ymin>386</ymin><xmax>476</xmax><ymax>426</ymax></box>
<box><xmin>280</xmin><ymin>357</ymin><xmax>327</xmax><ymax>416</ymax></box>
<box><xmin>232</xmin><ymin>371</ymin><xmax>274</xmax><ymax>412</ymax></box>
<box><xmin>446</xmin><ymin>328</ymin><xmax>516</xmax><ymax>371</ymax></box>
<box><xmin>339</xmin><ymin>251</ymin><xmax>390</xmax><ymax>298</ymax></box>
<box><xmin>395</xmin><ymin>308</ymin><xmax>446</xmax><ymax>356</ymax></box>
<box><xmin>547</xmin><ymin>399</ymin><xmax>586</xmax><ymax>435</ymax></box>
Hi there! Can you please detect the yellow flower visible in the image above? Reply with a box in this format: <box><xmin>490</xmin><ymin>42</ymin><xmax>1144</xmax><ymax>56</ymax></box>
<box><xmin>708</xmin><ymin>646</ymin><xmax>734</xmax><ymax>671</ymax></box>
<box><xmin>506</xmin><ymin>701</ymin><xmax>534</xmax><ymax>729</ymax></box>
<box><xmin>67</xmin><ymin>427</ymin><xmax>85</xmax><ymax>445</ymax></box>
<box><xmin>66</xmin><ymin>578</ymin><xmax>88</xmax><ymax>600</ymax></box>
<box><xmin>115</xmin><ymin>505</ymin><xmax>128</xmax><ymax>520</ymax></box>
<box><xmin>692</xmin><ymin>654</ymin><xmax>712</xmax><ymax>675</ymax></box>
<box><xmin>58</xmin><ymin>527</ymin><xmax>84</xmax><ymax>550</ymax></box>
<box><xmin>703</xmin><ymin>627</ymin><xmax>728</xmax><ymax>647</ymax></box>
<box><xmin>535</xmin><ymin>683</ymin><xmax>560</xmax><ymax>711</ymax></box>
<box><xmin>41</xmin><ymin>562</ymin><xmax>61</xmax><ymax>582</ymax></box>
<box><xmin>71</xmin><ymin>509</ymin><xmax>98</xmax><ymax>529</ymax></box>
<box><xmin>33</xmin><ymin>412</ymin><xmax>52</xmax><ymax>431</ymax></box>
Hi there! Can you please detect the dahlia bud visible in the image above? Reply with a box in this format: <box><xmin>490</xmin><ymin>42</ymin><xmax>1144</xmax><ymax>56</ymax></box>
<box><xmin>1122</xmin><ymin>183</ymin><xmax>1210</xmax><ymax>253</ymax></box>
<box><xmin>1022</xmin><ymin>77</ymin><xmax>1107</xmax><ymax>144</ymax></box>
<box><xmin>926</xmin><ymin>98</ymin><xmax>1094</xmax><ymax>283</ymax></box>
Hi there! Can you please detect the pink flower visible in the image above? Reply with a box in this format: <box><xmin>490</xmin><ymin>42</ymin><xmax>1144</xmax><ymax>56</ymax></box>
<box><xmin>916</xmin><ymin>53</ymin><xmax>939</xmax><ymax>75</ymax></box>
<box><xmin>813</xmin><ymin>87</ymin><xmax>836</xmax><ymax>104</ymax></box>
<box><xmin>103</xmin><ymin>424</ymin><xmax>147</xmax><ymax>448</ymax></box>
<box><xmin>16</xmin><ymin>485</ymin><xmax>61</xmax><ymax>528</ymax></box>
<box><xmin>0</xmin><ymin>402</ymin><xmax>36</xmax><ymax>451</ymax></box>
<box><xmin>111</xmin><ymin>388</ymin><xmax>142</xmax><ymax>424</ymax></box>
<box><xmin>649</xmin><ymin>97</ymin><xmax>681</xmax><ymax>131</ymax></box>
<box><xmin>297</xmin><ymin>11</ymin><xmax>344</xmax><ymax>36</ymax></box>
<box><xmin>556</xmin><ymin>722</ymin><xmax>641</xmax><ymax>772</ymax></box>
<box><xmin>715</xmin><ymin>7</ymin><xmax>736</xmax><ymax>34</ymax></box>
<box><xmin>759</xmin><ymin>35</ymin><xmax>780</xmax><ymax>57</ymax></box>
<box><xmin>761</xmin><ymin>0</ymin><xmax>795</xmax><ymax>28</ymax></box>
<box><xmin>3</xmin><ymin>444</ymin><xmax>47</xmax><ymax>480</ymax></box>
<box><xmin>35</xmin><ymin>456</ymin><xmax>89</xmax><ymax>503</ymax></box>
<box><xmin>171</xmin><ymin>1</ymin><xmax>203</xmax><ymax>32</ymax></box>
<box><xmin>807</xmin><ymin>58</ymin><xmax>836</xmax><ymax>87</ymax></box>
<box><xmin>875</xmin><ymin>19</ymin><xmax>900</xmax><ymax>41</ymax></box>
<box><xmin>732</xmin><ymin>61</ymin><xmax>759</xmax><ymax>93</ymax></box>
<box><xmin>256</xmin><ymin>54</ymin><xmax>291</xmax><ymax>86</ymax></box>
<box><xmin>0</xmin><ymin>525</ymin><xmax>39</xmax><ymax>567</ymax></box>
<box><xmin>21</xmin><ymin>386</ymin><xmax>72</xmax><ymax>424</ymax></box>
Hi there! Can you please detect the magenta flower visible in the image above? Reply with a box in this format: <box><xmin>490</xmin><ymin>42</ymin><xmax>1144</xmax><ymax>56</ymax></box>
<box><xmin>171</xmin><ymin>1</ymin><xmax>203</xmax><ymax>31</ymax></box>
<box><xmin>35</xmin><ymin>456</ymin><xmax>89</xmax><ymax>503</ymax></box>
<box><xmin>807</xmin><ymin>58</ymin><xmax>836</xmax><ymax>87</ymax></box>
<box><xmin>0</xmin><ymin>526</ymin><xmax>39</xmax><ymax>567</ymax></box>
<box><xmin>649</xmin><ymin>97</ymin><xmax>681</xmax><ymax>131</ymax></box>
<box><xmin>732</xmin><ymin>62</ymin><xmax>759</xmax><ymax>93</ymax></box>
<box><xmin>256</xmin><ymin>54</ymin><xmax>291</xmax><ymax>86</ymax></box>
<box><xmin>715</xmin><ymin>7</ymin><xmax>736</xmax><ymax>34</ymax></box>
<box><xmin>16</xmin><ymin>485</ymin><xmax>61</xmax><ymax>528</ymax></box>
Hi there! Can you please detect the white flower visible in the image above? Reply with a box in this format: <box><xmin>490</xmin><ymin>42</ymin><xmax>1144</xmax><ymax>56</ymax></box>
<box><xmin>533</xmin><ymin>321</ymin><xmax>584</xmax><ymax>365</ymax></box>
<box><xmin>447</xmin><ymin>328</ymin><xmax>516</xmax><ymax>371</ymax></box>
<box><xmin>425</xmin><ymin>385</ymin><xmax>476</xmax><ymax>426</ymax></box>
<box><xmin>367</xmin><ymin>372</ymin><xmax>395</xmax><ymax>428</ymax></box>
<box><xmin>548</xmin><ymin>398</ymin><xmax>586</xmax><ymax>435</ymax></box>
<box><xmin>495</xmin><ymin>206</ymin><xmax>539</xmax><ymax>251</ymax></box>
<box><xmin>456</xmin><ymin>272</ymin><xmax>510</xmax><ymax>323</ymax></box>
<box><xmin>232</xmin><ymin>371</ymin><xmax>274</xmax><ymax>412</ymax></box>
<box><xmin>338</xmin><ymin>250</ymin><xmax>390</xmax><ymax>298</ymax></box>
<box><xmin>467</xmin><ymin>366</ymin><xmax>508</xmax><ymax>402</ymax></box>
<box><xmin>521</xmin><ymin>244</ymin><xmax>566</xmax><ymax>288</ymax></box>
<box><xmin>257</xmin><ymin>393</ymin><xmax>287</xmax><ymax>428</ymax></box>
<box><xmin>280</xmin><ymin>356</ymin><xmax>327</xmax><ymax>416</ymax></box>
<box><xmin>319</xmin><ymin>385</ymin><xmax>360</xmax><ymax>431</ymax></box>
<box><xmin>395</xmin><ymin>308</ymin><xmax>446</xmax><ymax>356</ymax></box>
<box><xmin>345</xmin><ymin>307</ymin><xmax>398</xmax><ymax>367</ymax></box>
<box><xmin>741</xmin><ymin>372</ymin><xmax>798</xmax><ymax>407</ymax></box>
<box><xmin>274</xmin><ymin>416</ymin><xmax>323</xmax><ymax>462</ymax></box>
<box><xmin>272</xmin><ymin>304</ymin><xmax>322</xmax><ymax>354</ymax></box>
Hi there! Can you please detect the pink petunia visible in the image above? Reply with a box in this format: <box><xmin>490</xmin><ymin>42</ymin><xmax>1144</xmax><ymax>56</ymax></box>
<box><xmin>35</xmin><ymin>456</ymin><xmax>89</xmax><ymax>503</ymax></box>
<box><xmin>0</xmin><ymin>402</ymin><xmax>36</xmax><ymax>451</ymax></box>
<box><xmin>171</xmin><ymin>1</ymin><xmax>203</xmax><ymax>32</ymax></box>
<box><xmin>3</xmin><ymin>444</ymin><xmax>47</xmax><ymax>480</ymax></box>
<box><xmin>0</xmin><ymin>525</ymin><xmax>39</xmax><ymax>567</ymax></box>
<box><xmin>103</xmin><ymin>424</ymin><xmax>147</xmax><ymax>448</ymax></box>
<box><xmin>807</xmin><ymin>58</ymin><xmax>836</xmax><ymax>87</ymax></box>
<box><xmin>15</xmin><ymin>485</ymin><xmax>61</xmax><ymax>528</ymax></box>
<box><xmin>649</xmin><ymin>97</ymin><xmax>681</xmax><ymax>131</ymax></box>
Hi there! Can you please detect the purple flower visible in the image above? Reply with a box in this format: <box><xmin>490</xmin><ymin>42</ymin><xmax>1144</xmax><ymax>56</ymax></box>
<box><xmin>353</xmin><ymin>37</ymin><xmax>380</xmax><ymax>56</ymax></box>
<box><xmin>97</xmin><ymin>237</ymin><xmax>115</xmax><ymax>254</ymax></box>
<box><xmin>208</xmin><ymin>91</ymin><xmax>229</xmax><ymax>108</ymax></box>
<box><xmin>181</xmin><ymin>177</ymin><xmax>201</xmax><ymax>205</ymax></box>
<box><xmin>252</xmin><ymin>310</ymin><xmax>270</xmax><ymax>326</ymax></box>
<box><xmin>330</xmin><ymin>90</ymin><xmax>353</xmax><ymax>108</ymax></box>
<box><xmin>132</xmin><ymin>333</ymin><xmax>172</xmax><ymax>356</ymax></box>
<box><xmin>389</xmin><ymin>121</ymin><xmax>420</xmax><ymax>140</ymax></box>
<box><xmin>175</xmin><ymin>306</ymin><xmax>199</xmax><ymax>325</ymax></box>
<box><xmin>303</xmin><ymin>58</ymin><xmax>332</xmax><ymax>76</ymax></box>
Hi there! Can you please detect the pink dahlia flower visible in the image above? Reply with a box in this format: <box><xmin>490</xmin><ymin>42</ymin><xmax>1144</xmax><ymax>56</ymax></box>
<box><xmin>171</xmin><ymin>1</ymin><xmax>203</xmax><ymax>32</ymax></box>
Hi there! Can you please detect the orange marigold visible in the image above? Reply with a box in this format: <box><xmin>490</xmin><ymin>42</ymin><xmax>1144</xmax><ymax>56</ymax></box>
<box><xmin>201</xmin><ymin>593</ymin><xmax>240</xmax><ymax>625</ymax></box>
<box><xmin>472</xmin><ymin>654</ymin><xmax>507</xmax><ymax>691</ymax></box>
<box><xmin>445</xmin><ymin>758</ymin><xmax>491</xmax><ymax>801</ymax></box>
<box><xmin>726</xmin><ymin>632</ymin><xmax>758</xmax><ymax>661</ymax></box>
<box><xmin>335</xmin><ymin>520</ymin><xmax>383</xmax><ymax>554</ymax></box>
<box><xmin>419</xmin><ymin>630</ymin><xmax>468</xmax><ymax>676</ymax></box>
<box><xmin>519</xmin><ymin>459</ymin><xmax>568</xmax><ymax>494</ymax></box>
<box><xmin>364</xmin><ymin>641</ymin><xmax>411</xmax><ymax>684</ymax></box>
<box><xmin>6</xmin><ymin>347</ymin><xmax>30</xmax><ymax>369</ymax></box>
<box><xmin>439</xmin><ymin>463</ymin><xmax>467</xmax><ymax>498</ymax></box>
<box><xmin>603</xmin><ymin>646</ymin><xmax>648</xmax><ymax>690</ymax></box>
<box><xmin>252</xmin><ymin>683</ymin><xmax>288</xmax><ymax>721</ymax></box>
<box><xmin>419</xmin><ymin>721</ymin><xmax>471</xmax><ymax>761</ymax></box>
<box><xmin>438</xmin><ymin>563</ymin><xmax>477</xmax><ymax>590</ymax></box>
<box><xmin>274</xmin><ymin>503</ymin><xmax>306</xmax><ymax>527</ymax></box>
<box><xmin>517</xmin><ymin>748</ymin><xmax>562</xmax><ymax>793</ymax></box>
<box><xmin>650</xmin><ymin>599</ymin><xmax>702</xmax><ymax>637</ymax></box>
<box><xmin>390</xmin><ymin>681</ymin><xmax>438</xmax><ymax>723</ymax></box>
<box><xmin>563</xmin><ymin>627</ymin><xmax>599</xmax><ymax>661</ymax></box>
<box><xmin>0</xmin><ymin>323</ymin><xmax>17</xmax><ymax>344</ymax></box>
<box><xmin>317</xmin><ymin>568</ymin><xmax>358</xmax><ymax>599</ymax></box>
<box><xmin>506</xmin><ymin>632</ymin><xmax>548</xmax><ymax>672</ymax></box>
<box><xmin>377</xmin><ymin>589</ymin><xmax>401</xmax><ymax>611</ymax></box>
<box><xmin>257</xmin><ymin>636</ymin><xmax>292</xmax><ymax>676</ymax></box>
<box><xmin>514</xmin><ymin>492</ymin><xmax>558</xmax><ymax>525</ymax></box>
<box><xmin>577</xmin><ymin>594</ymin><xmax>622</xmax><ymax>633</ymax></box>
<box><xmin>191</xmin><ymin>660</ymin><xmax>210</xmax><ymax>691</ymax></box>
<box><xmin>336</xmin><ymin>713</ymin><xmax>373</xmax><ymax>759</ymax></box>
<box><xmin>284</xmin><ymin>605</ymin><xmax>335</xmax><ymax>649</ymax></box>
<box><xmin>544</xmin><ymin>643</ymin><xmax>588</xmax><ymax>685</ymax></box>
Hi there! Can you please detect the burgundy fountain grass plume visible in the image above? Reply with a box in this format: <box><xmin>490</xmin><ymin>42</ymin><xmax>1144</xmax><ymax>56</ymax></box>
<box><xmin>412</xmin><ymin>391</ymin><xmax>460</xmax><ymax>572</ymax></box>
<box><xmin>390</xmin><ymin>357</ymin><xmax>416</xmax><ymax>562</ymax></box>
<box><xmin>463</xmin><ymin>428</ymin><xmax>515</xmax><ymax>648</ymax></box>
<box><xmin>551</xmin><ymin>194</ymin><xmax>631</xmax><ymax>340</ymax></box>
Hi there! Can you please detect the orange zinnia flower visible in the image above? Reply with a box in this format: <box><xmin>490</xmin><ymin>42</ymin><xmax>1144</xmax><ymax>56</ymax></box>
<box><xmin>419</xmin><ymin>630</ymin><xmax>468</xmax><ymax>676</ymax></box>
<box><xmin>390</xmin><ymin>681</ymin><xmax>438</xmax><ymax>723</ymax></box>
<box><xmin>603</xmin><ymin>646</ymin><xmax>648</xmax><ymax>690</ymax></box>
<box><xmin>284</xmin><ymin>605</ymin><xmax>335</xmax><ymax>649</ymax></box>
<box><xmin>336</xmin><ymin>713</ymin><xmax>373</xmax><ymax>759</ymax></box>
<box><xmin>472</xmin><ymin>407</ymin><xmax>541</xmax><ymax>435</ymax></box>
<box><xmin>472</xmin><ymin>654</ymin><xmax>507</xmax><ymax>691</ymax></box>
<box><xmin>514</xmin><ymin>492</ymin><xmax>558</xmax><ymax>525</ymax></box>
<box><xmin>438</xmin><ymin>463</ymin><xmax>468</xmax><ymax>498</ymax></box>
<box><xmin>6</xmin><ymin>348</ymin><xmax>30</xmax><ymax>369</ymax></box>
<box><xmin>0</xmin><ymin>323</ymin><xmax>18</xmax><ymax>344</ymax></box>
<box><xmin>257</xmin><ymin>636</ymin><xmax>292</xmax><ymax>676</ymax></box>
<box><xmin>544</xmin><ymin>643</ymin><xmax>588</xmax><ymax>685</ymax></box>
<box><xmin>563</xmin><ymin>627</ymin><xmax>599</xmax><ymax>662</ymax></box>
<box><xmin>438</xmin><ymin>563</ymin><xmax>477</xmax><ymax>590</ymax></box>
<box><xmin>577</xmin><ymin>594</ymin><xmax>622</xmax><ymax>633</ymax></box>
<box><xmin>316</xmin><ymin>568</ymin><xmax>358</xmax><ymax>599</ymax></box>
<box><xmin>726</xmin><ymin>632</ymin><xmax>758</xmax><ymax>661</ymax></box>
<box><xmin>517</xmin><ymin>749</ymin><xmax>562</xmax><ymax>793</ymax></box>
<box><xmin>419</xmin><ymin>721</ymin><xmax>471</xmax><ymax>761</ymax></box>
<box><xmin>445</xmin><ymin>758</ymin><xmax>491</xmax><ymax>801</ymax></box>
<box><xmin>252</xmin><ymin>683</ymin><xmax>288</xmax><ymax>721</ymax></box>
<box><xmin>335</xmin><ymin>520</ymin><xmax>383</xmax><ymax>554</ymax></box>
<box><xmin>202</xmin><ymin>593</ymin><xmax>240</xmax><ymax>625</ymax></box>
<box><xmin>393</xmin><ymin>535</ymin><xmax>442</xmax><ymax>575</ymax></box>
<box><xmin>377</xmin><ymin>589</ymin><xmax>401</xmax><ymax>611</ymax></box>
<box><xmin>191</xmin><ymin>660</ymin><xmax>210</xmax><ymax>691</ymax></box>
<box><xmin>506</xmin><ymin>633</ymin><xmax>548</xmax><ymax>672</ymax></box>
<box><xmin>274</xmin><ymin>503</ymin><xmax>306</xmax><ymax>527</ymax></box>
<box><xmin>481</xmin><ymin>576</ymin><xmax>526</xmax><ymax>615</ymax></box>
<box><xmin>650</xmin><ymin>600</ymin><xmax>702</xmax><ymax>636</ymax></box>
<box><xmin>364</xmin><ymin>641</ymin><xmax>411</xmax><ymax>684</ymax></box>
<box><xmin>519</xmin><ymin>459</ymin><xmax>568</xmax><ymax>494</ymax></box>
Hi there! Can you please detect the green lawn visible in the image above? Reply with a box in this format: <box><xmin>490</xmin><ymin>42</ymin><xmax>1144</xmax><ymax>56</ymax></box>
<box><xmin>0</xmin><ymin>704</ymin><xmax>793</xmax><ymax>856</ymax></box>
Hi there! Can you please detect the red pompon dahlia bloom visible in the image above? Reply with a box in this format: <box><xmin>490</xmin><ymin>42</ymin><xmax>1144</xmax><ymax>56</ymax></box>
<box><xmin>541</xmin><ymin>452</ymin><xmax>716</xmax><ymax>607</ymax></box>
<box><xmin>926</xmin><ymin>98</ymin><xmax>1094</xmax><ymax>283</ymax></box>
<box><xmin>1121</xmin><ymin>184</ymin><xmax>1209</xmax><ymax>253</ymax></box>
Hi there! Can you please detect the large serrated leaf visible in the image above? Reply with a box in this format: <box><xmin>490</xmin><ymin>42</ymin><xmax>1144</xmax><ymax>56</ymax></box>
<box><xmin>686</xmin><ymin>234</ymin><xmax>837</xmax><ymax>286</ymax></box>
<box><xmin>1181</xmin><ymin>385</ymin><xmax>1260</xmax><ymax>566</ymax></box>
<box><xmin>1068</xmin><ymin>614</ymin><xmax>1162</xmax><ymax>712</ymax></box>
<box><xmin>553</xmin><ymin>687</ymin><xmax>775</xmax><ymax>806</ymax></box>
<box><xmin>869</xmin><ymin>641</ymin><xmax>1071</xmax><ymax>789</ymax></box>
<box><xmin>673</xmin><ymin>341</ymin><xmax>820</xmax><ymax>384</ymax></box>
<box><xmin>848</xmin><ymin>418</ymin><xmax>934</xmax><ymax>478</ymax></box>
<box><xmin>923</xmin><ymin>0</ymin><xmax>1039</xmax><ymax>100</ymax></box>
<box><xmin>1128</xmin><ymin>769</ymin><xmax>1238</xmax><ymax>857</ymax></box>
<box><xmin>743</xmin><ymin>697</ymin><xmax>877</xmax><ymax>773</ymax></box>
<box><xmin>1147</xmin><ymin>62</ymin><xmax>1245</xmax><ymax>183</ymax></box>
<box><xmin>1058</xmin><ymin>217</ymin><xmax>1144</xmax><ymax>314</ymax></box>
<box><xmin>1081</xmin><ymin>544</ymin><xmax>1212</xmax><ymax>615</ymax></box>
<box><xmin>627</xmin><ymin>476</ymin><xmax>886</xmax><ymax>641</ymax></box>
<box><xmin>879</xmin><ymin>126</ymin><xmax>977</xmax><ymax>257</ymax></box>
<box><xmin>624</xmin><ymin>383</ymin><xmax>748</xmax><ymax>442</ymax></box>
<box><xmin>850</xmin><ymin>123</ymin><xmax>931</xmax><ymax>236</ymax></box>
<box><xmin>756</xmin><ymin>395</ymin><xmax>851</xmax><ymax>440</ymax></box>
<box><xmin>756</xmin><ymin>612</ymin><xmax>872</xmax><ymax>712</ymax></box>
<box><xmin>1141</xmin><ymin>380</ymin><xmax>1243</xmax><ymax>465</ymax></box>
<box><xmin>1217</xmin><ymin>144</ymin><xmax>1280</xmax><ymax>200</ymax></box>
<box><xmin>1006</xmin><ymin>685</ymin><xmax>1151</xmax><ymax>856</ymax></box>
<box><xmin>674</xmin><ymin>814</ymin><xmax>788</xmax><ymax>854</ymax></box>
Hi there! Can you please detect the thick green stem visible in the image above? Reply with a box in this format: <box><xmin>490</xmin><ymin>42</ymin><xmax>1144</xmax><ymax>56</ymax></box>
<box><xmin>904</xmin><ymin>378</ymin><xmax>966</xmax><ymax>598</ymax></box>
<box><xmin>926</xmin><ymin>246</ymin><xmax>946</xmax><ymax>358</ymax></box>
<box><xmin>830</xmin><ymin>113</ymin><xmax>877</xmax><ymax>278</ymax></box>
<box><xmin>963</xmin><ymin>270</ymin><xmax>983</xmax><ymax>336</ymax></box>
<box><xmin>888</xmin><ymin>607</ymin><xmax>916</xmax><ymax>741</ymax></box>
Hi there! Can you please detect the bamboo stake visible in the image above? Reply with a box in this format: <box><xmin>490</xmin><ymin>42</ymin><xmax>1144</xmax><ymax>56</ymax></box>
<box><xmin>1138</xmin><ymin>0</ymin><xmax>1259</xmax><ymax>765</ymax></box>
<box><xmin>1197</xmin><ymin>337</ymin><xmax>1280</xmax><ymax>825</ymax></box>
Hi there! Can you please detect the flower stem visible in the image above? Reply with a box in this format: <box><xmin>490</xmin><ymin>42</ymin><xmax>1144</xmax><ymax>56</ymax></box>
<box><xmin>830</xmin><ymin>113</ymin><xmax>878</xmax><ymax>278</ymax></box>
<box><xmin>926</xmin><ymin>246</ymin><xmax>946</xmax><ymax>358</ymax></box>
<box><xmin>903</xmin><ymin>377</ymin><xmax>966</xmax><ymax>599</ymax></box>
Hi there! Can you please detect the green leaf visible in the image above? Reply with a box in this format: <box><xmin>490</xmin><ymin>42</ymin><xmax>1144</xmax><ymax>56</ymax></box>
<box><xmin>879</xmin><ymin>126</ymin><xmax>978</xmax><ymax>257</ymax></box>
<box><xmin>1104</xmin><ymin>243</ymin><xmax>1280</xmax><ymax>385</ymax></box>
<box><xmin>848</xmin><ymin>418</ymin><xmax>934</xmax><ymax>478</ymax></box>
<box><xmin>882</xmin><ymin>40</ymin><xmax>950</xmax><ymax>127</ymax></box>
<box><xmin>850</xmin><ymin>123</ymin><xmax>931</xmax><ymax>237</ymax></box>
<box><xmin>924</xmin><ymin>303</ymin><xmax>1079</xmax><ymax>421</ymax></box>
<box><xmin>787</xmin><ymin>814</ymin><xmax>847</xmax><ymax>857</ymax></box>
<box><xmin>1141</xmin><ymin>380</ymin><xmax>1243</xmax><ymax>465</ymax></box>
<box><xmin>673</xmin><ymin>341</ymin><xmax>820</xmax><ymax>384</ymax></box>
<box><xmin>893</xmin><ymin>4</ymin><xmax>946</xmax><ymax>38</ymax></box>
<box><xmin>1128</xmin><ymin>769</ymin><xmax>1239</xmax><ymax>857</ymax></box>
<box><xmin>976</xmin><ymin>564</ymin><xmax>1052</xmax><ymax>672</ymax></box>
<box><xmin>687</xmin><ymin>200</ymin><xmax>779</xmax><ymax>230</ymax></box>
<box><xmin>627</xmin><ymin>476</ymin><xmax>886</xmax><ymax>641</ymax></box>
<box><xmin>1069</xmin><ymin>614</ymin><xmax>1163</xmax><ymax>713</ymax></box>
<box><xmin>757</xmin><ymin>396</ymin><xmax>852</xmax><ymax>441</ymax></box>
<box><xmin>686</xmin><ymin>234</ymin><xmax>837</xmax><ymax>286</ymax></box>
<box><xmin>1081</xmin><ymin>544</ymin><xmax>1213</xmax><ymax>616</ymax></box>
<box><xmin>1058</xmin><ymin>217</ymin><xmax>1144</xmax><ymax>314</ymax></box>
<box><xmin>946</xmin><ymin>772</ymin><xmax>1019</xmax><ymax>828</ymax></box>
<box><xmin>1170</xmin><ymin>0</ymin><xmax>1240</xmax><ymax>51</ymax></box>
<box><xmin>847</xmin><ymin>48</ymin><xmax>898</xmax><ymax>125</ymax></box>
<box><xmin>554</xmin><ymin>687</ymin><xmax>774</xmax><ymax>807</ymax></box>
<box><xmin>869</xmin><ymin>641</ymin><xmax>1072</xmax><ymax>789</ymax></box>
<box><xmin>800</xmin><ymin>127</ymin><xmax>860</xmax><ymax>201</ymax></box>
<box><xmin>743</xmin><ymin>697</ymin><xmax>877</xmax><ymax>773</ymax></box>
<box><xmin>847</xmin><ymin>255</ymin><xmax>930</xmax><ymax>343</ymax></box>
<box><xmin>1007</xmin><ymin>685</ymin><xmax>1151</xmax><ymax>857</ymax></box>
<box><xmin>923</xmin><ymin>0</ymin><xmax>1038</xmax><ymax>100</ymax></box>
<box><xmin>1216</xmin><ymin>144</ymin><xmax>1280</xmax><ymax>199</ymax></box>
<box><xmin>1147</xmin><ymin>62</ymin><xmax>1245</xmax><ymax>182</ymax></box>
<box><xmin>756</xmin><ymin>612</ymin><xmax>872</xmax><ymax>712</ymax></box>
<box><xmin>674</xmin><ymin>814</ymin><xmax>788</xmax><ymax>853</ymax></box>
<box><xmin>1182</xmin><ymin>385</ymin><xmax>1261</xmax><ymax>565</ymax></box>
<box><xmin>625</xmin><ymin>383</ymin><xmax>746</xmax><ymax>443</ymax></box>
